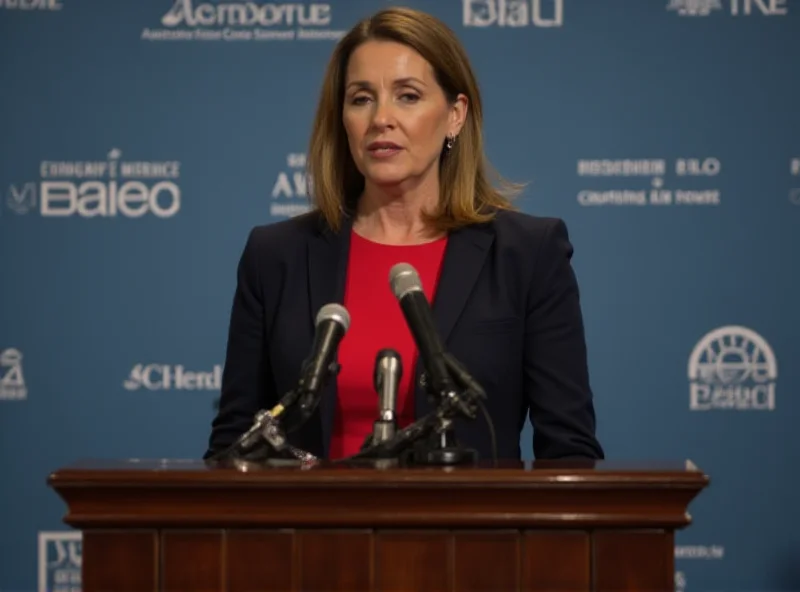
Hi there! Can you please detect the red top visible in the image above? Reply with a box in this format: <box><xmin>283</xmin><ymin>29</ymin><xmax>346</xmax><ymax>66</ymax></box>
<box><xmin>329</xmin><ymin>230</ymin><xmax>448</xmax><ymax>460</ymax></box>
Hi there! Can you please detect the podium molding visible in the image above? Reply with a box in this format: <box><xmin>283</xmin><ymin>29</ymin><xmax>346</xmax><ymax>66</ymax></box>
<box><xmin>48</xmin><ymin>458</ymin><xmax>709</xmax><ymax>591</ymax></box>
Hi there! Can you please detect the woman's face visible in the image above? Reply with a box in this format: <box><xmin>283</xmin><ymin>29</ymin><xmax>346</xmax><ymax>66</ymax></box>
<box><xmin>342</xmin><ymin>40</ymin><xmax>466</xmax><ymax>191</ymax></box>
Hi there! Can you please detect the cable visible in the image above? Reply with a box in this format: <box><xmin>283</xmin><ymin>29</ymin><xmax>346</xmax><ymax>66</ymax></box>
<box><xmin>476</xmin><ymin>398</ymin><xmax>498</xmax><ymax>466</ymax></box>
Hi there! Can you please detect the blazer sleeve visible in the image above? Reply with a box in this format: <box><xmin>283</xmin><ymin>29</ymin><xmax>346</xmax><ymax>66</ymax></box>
<box><xmin>524</xmin><ymin>218</ymin><xmax>604</xmax><ymax>460</ymax></box>
<box><xmin>204</xmin><ymin>227</ymin><xmax>275</xmax><ymax>459</ymax></box>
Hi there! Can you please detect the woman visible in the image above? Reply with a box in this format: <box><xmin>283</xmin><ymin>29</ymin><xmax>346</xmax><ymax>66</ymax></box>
<box><xmin>205</xmin><ymin>7</ymin><xmax>603</xmax><ymax>463</ymax></box>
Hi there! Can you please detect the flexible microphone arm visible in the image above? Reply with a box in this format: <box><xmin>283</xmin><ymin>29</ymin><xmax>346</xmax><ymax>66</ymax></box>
<box><xmin>207</xmin><ymin>405</ymin><xmax>291</xmax><ymax>462</ymax></box>
<box><xmin>208</xmin><ymin>393</ymin><xmax>322</xmax><ymax>465</ymax></box>
<box><xmin>346</xmin><ymin>406</ymin><xmax>445</xmax><ymax>462</ymax></box>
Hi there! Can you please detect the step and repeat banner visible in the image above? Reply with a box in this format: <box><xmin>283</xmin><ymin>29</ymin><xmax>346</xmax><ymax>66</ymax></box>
<box><xmin>1</xmin><ymin>1</ymin><xmax>798</xmax><ymax>591</ymax></box>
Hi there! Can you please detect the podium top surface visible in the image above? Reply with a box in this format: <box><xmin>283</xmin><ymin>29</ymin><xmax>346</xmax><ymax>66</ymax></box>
<box><xmin>48</xmin><ymin>458</ymin><xmax>708</xmax><ymax>487</ymax></box>
<box><xmin>46</xmin><ymin>459</ymin><xmax>709</xmax><ymax>529</ymax></box>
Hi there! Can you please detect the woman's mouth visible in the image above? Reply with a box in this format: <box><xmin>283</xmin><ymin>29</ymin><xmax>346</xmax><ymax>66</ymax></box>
<box><xmin>367</xmin><ymin>141</ymin><xmax>402</xmax><ymax>157</ymax></box>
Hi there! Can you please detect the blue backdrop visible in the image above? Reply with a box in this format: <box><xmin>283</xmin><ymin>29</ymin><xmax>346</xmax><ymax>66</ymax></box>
<box><xmin>1</xmin><ymin>1</ymin><xmax>798</xmax><ymax>591</ymax></box>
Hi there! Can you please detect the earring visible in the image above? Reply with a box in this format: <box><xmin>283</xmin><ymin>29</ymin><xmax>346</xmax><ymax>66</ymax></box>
<box><xmin>445</xmin><ymin>135</ymin><xmax>455</xmax><ymax>150</ymax></box>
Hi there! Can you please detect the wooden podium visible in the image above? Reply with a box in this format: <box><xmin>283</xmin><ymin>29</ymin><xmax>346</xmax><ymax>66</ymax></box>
<box><xmin>48</xmin><ymin>458</ymin><xmax>708</xmax><ymax>592</ymax></box>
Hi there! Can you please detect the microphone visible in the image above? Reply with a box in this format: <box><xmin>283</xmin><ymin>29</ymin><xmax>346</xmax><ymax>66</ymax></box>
<box><xmin>442</xmin><ymin>352</ymin><xmax>486</xmax><ymax>400</ymax></box>
<box><xmin>270</xmin><ymin>302</ymin><xmax>351</xmax><ymax>419</ymax></box>
<box><xmin>389</xmin><ymin>263</ymin><xmax>455</xmax><ymax>399</ymax></box>
<box><xmin>210</xmin><ymin>303</ymin><xmax>350</xmax><ymax>462</ymax></box>
<box><xmin>372</xmin><ymin>348</ymin><xmax>402</xmax><ymax>444</ymax></box>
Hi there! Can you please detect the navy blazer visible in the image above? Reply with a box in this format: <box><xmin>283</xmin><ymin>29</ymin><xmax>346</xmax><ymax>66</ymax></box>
<box><xmin>205</xmin><ymin>208</ymin><xmax>603</xmax><ymax>462</ymax></box>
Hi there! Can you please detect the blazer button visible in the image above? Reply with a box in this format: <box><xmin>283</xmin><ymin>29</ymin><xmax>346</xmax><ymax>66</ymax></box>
<box><xmin>419</xmin><ymin>373</ymin><xmax>427</xmax><ymax>387</ymax></box>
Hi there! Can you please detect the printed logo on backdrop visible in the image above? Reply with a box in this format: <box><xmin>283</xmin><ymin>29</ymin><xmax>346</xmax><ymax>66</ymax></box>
<box><xmin>0</xmin><ymin>348</ymin><xmax>27</xmax><ymax>400</ymax></box>
<box><xmin>2</xmin><ymin>148</ymin><xmax>181</xmax><ymax>219</ymax></box>
<box><xmin>667</xmin><ymin>0</ymin><xmax>788</xmax><ymax>17</ymax></box>
<box><xmin>576</xmin><ymin>158</ymin><xmax>721</xmax><ymax>207</ymax></box>
<box><xmin>38</xmin><ymin>531</ymin><xmax>81</xmax><ymax>592</ymax></box>
<box><xmin>463</xmin><ymin>0</ymin><xmax>563</xmax><ymax>27</ymax></box>
<box><xmin>270</xmin><ymin>152</ymin><xmax>312</xmax><ymax>218</ymax></box>
<box><xmin>124</xmin><ymin>363</ymin><xmax>222</xmax><ymax>391</ymax></box>
<box><xmin>688</xmin><ymin>326</ymin><xmax>777</xmax><ymax>411</ymax></box>
<box><xmin>675</xmin><ymin>570</ymin><xmax>686</xmax><ymax>592</ymax></box>
<box><xmin>674</xmin><ymin>545</ymin><xmax>725</xmax><ymax>592</ymax></box>
<box><xmin>675</xmin><ymin>544</ymin><xmax>725</xmax><ymax>560</ymax></box>
<box><xmin>0</xmin><ymin>0</ymin><xmax>62</xmax><ymax>10</ymax></box>
<box><xmin>790</xmin><ymin>157</ymin><xmax>800</xmax><ymax>205</ymax></box>
<box><xmin>141</xmin><ymin>0</ymin><xmax>346</xmax><ymax>42</ymax></box>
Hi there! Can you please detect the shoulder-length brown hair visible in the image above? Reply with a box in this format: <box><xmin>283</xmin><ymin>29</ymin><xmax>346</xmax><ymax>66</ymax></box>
<box><xmin>307</xmin><ymin>6</ymin><xmax>522</xmax><ymax>233</ymax></box>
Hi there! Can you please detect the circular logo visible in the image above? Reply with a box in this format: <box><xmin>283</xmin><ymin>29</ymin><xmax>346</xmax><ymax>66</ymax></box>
<box><xmin>689</xmin><ymin>326</ymin><xmax>776</xmax><ymax>383</ymax></box>
<box><xmin>687</xmin><ymin>326</ymin><xmax>777</xmax><ymax>410</ymax></box>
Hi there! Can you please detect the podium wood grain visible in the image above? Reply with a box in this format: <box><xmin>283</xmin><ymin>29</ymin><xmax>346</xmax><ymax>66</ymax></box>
<box><xmin>48</xmin><ymin>458</ymin><xmax>708</xmax><ymax>591</ymax></box>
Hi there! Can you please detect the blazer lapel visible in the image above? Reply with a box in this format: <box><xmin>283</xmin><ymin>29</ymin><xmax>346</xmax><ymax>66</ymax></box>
<box><xmin>432</xmin><ymin>224</ymin><xmax>494</xmax><ymax>344</ymax></box>
<box><xmin>414</xmin><ymin>223</ymin><xmax>494</xmax><ymax>418</ymax></box>
<box><xmin>307</xmin><ymin>214</ymin><xmax>353</xmax><ymax>458</ymax></box>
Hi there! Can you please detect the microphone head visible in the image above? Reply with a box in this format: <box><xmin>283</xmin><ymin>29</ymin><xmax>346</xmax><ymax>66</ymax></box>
<box><xmin>374</xmin><ymin>348</ymin><xmax>402</xmax><ymax>392</ymax></box>
<box><xmin>389</xmin><ymin>263</ymin><xmax>423</xmax><ymax>300</ymax></box>
<box><xmin>316</xmin><ymin>303</ymin><xmax>351</xmax><ymax>331</ymax></box>
<box><xmin>376</xmin><ymin>348</ymin><xmax>402</xmax><ymax>371</ymax></box>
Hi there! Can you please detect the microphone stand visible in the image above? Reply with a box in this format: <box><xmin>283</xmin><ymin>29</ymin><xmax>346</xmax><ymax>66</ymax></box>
<box><xmin>408</xmin><ymin>388</ymin><xmax>478</xmax><ymax>466</ymax></box>
<box><xmin>208</xmin><ymin>359</ymin><xmax>341</xmax><ymax>466</ymax></box>
<box><xmin>346</xmin><ymin>353</ymin><xmax>486</xmax><ymax>468</ymax></box>
<box><xmin>406</xmin><ymin>351</ymin><xmax>486</xmax><ymax>466</ymax></box>
<box><xmin>208</xmin><ymin>401</ymin><xmax>316</xmax><ymax>466</ymax></box>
